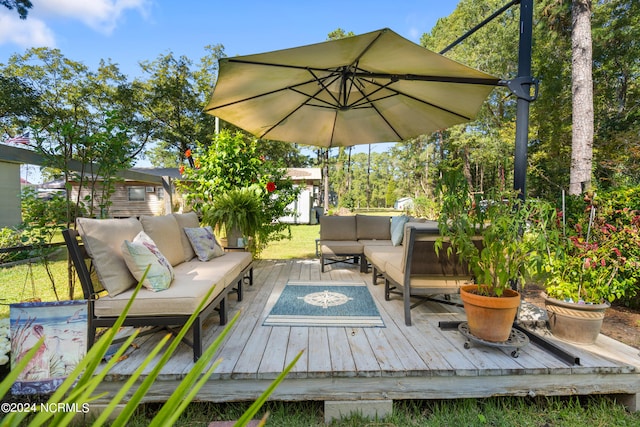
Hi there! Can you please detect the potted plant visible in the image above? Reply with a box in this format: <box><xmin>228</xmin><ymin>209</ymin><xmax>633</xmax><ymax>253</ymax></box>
<box><xmin>436</xmin><ymin>163</ymin><xmax>553</xmax><ymax>342</ymax></box>
<box><xmin>540</xmin><ymin>192</ymin><xmax>640</xmax><ymax>344</ymax></box>
<box><xmin>203</xmin><ymin>185</ymin><xmax>264</xmax><ymax>251</ymax></box>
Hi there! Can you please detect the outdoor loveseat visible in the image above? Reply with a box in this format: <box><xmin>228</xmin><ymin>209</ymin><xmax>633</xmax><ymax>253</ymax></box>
<box><xmin>319</xmin><ymin>215</ymin><xmax>474</xmax><ymax>325</ymax></box>
<box><xmin>63</xmin><ymin>212</ymin><xmax>253</xmax><ymax>361</ymax></box>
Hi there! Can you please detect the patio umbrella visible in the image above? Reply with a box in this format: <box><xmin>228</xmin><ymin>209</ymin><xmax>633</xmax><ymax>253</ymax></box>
<box><xmin>204</xmin><ymin>28</ymin><xmax>500</xmax><ymax>147</ymax></box>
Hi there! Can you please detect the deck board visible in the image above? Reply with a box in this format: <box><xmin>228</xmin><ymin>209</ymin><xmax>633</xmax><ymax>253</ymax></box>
<box><xmin>93</xmin><ymin>258</ymin><xmax>640</xmax><ymax>406</ymax></box>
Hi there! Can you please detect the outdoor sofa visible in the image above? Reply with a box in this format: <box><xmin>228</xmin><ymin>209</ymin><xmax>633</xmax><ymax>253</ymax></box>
<box><xmin>319</xmin><ymin>215</ymin><xmax>474</xmax><ymax>325</ymax></box>
<box><xmin>319</xmin><ymin>214</ymin><xmax>397</xmax><ymax>273</ymax></box>
<box><xmin>63</xmin><ymin>212</ymin><xmax>253</xmax><ymax>362</ymax></box>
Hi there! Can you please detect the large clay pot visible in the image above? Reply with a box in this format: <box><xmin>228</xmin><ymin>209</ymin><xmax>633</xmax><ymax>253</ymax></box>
<box><xmin>542</xmin><ymin>293</ymin><xmax>609</xmax><ymax>344</ymax></box>
<box><xmin>460</xmin><ymin>284</ymin><xmax>521</xmax><ymax>342</ymax></box>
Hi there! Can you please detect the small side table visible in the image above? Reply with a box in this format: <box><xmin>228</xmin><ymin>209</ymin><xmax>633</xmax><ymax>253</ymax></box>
<box><xmin>224</xmin><ymin>246</ymin><xmax>247</xmax><ymax>252</ymax></box>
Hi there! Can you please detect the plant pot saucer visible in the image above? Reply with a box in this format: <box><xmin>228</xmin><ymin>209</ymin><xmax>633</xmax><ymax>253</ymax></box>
<box><xmin>458</xmin><ymin>322</ymin><xmax>530</xmax><ymax>358</ymax></box>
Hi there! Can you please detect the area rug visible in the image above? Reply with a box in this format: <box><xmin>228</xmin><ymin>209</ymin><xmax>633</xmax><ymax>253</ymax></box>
<box><xmin>263</xmin><ymin>281</ymin><xmax>384</xmax><ymax>327</ymax></box>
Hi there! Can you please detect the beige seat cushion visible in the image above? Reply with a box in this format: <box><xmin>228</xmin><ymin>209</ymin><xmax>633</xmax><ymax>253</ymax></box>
<box><xmin>358</xmin><ymin>239</ymin><xmax>393</xmax><ymax>247</ymax></box>
<box><xmin>76</xmin><ymin>217</ymin><xmax>142</xmax><ymax>297</ymax></box>
<box><xmin>95</xmin><ymin>259</ymin><xmax>227</xmax><ymax>317</ymax></box>
<box><xmin>140</xmin><ymin>215</ymin><xmax>184</xmax><ymax>267</ymax></box>
<box><xmin>320</xmin><ymin>240</ymin><xmax>363</xmax><ymax>256</ymax></box>
<box><xmin>364</xmin><ymin>245</ymin><xmax>403</xmax><ymax>273</ymax></box>
<box><xmin>213</xmin><ymin>251</ymin><xmax>253</xmax><ymax>286</ymax></box>
<box><xmin>319</xmin><ymin>216</ymin><xmax>357</xmax><ymax>241</ymax></box>
<box><xmin>172</xmin><ymin>212</ymin><xmax>201</xmax><ymax>262</ymax></box>
<box><xmin>356</xmin><ymin>215</ymin><xmax>391</xmax><ymax>240</ymax></box>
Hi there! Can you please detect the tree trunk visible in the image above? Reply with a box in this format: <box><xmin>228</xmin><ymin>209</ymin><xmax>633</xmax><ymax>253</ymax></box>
<box><xmin>569</xmin><ymin>0</ymin><xmax>594</xmax><ymax>195</ymax></box>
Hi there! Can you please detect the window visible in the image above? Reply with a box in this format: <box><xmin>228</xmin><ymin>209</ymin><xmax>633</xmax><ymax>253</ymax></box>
<box><xmin>157</xmin><ymin>187</ymin><xmax>164</xmax><ymax>200</ymax></box>
<box><xmin>128</xmin><ymin>186</ymin><xmax>145</xmax><ymax>201</ymax></box>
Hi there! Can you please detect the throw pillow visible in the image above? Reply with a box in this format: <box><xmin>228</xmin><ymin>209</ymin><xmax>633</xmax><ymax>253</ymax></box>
<box><xmin>121</xmin><ymin>231</ymin><xmax>174</xmax><ymax>292</ymax></box>
<box><xmin>390</xmin><ymin>215</ymin><xmax>410</xmax><ymax>246</ymax></box>
<box><xmin>139</xmin><ymin>215</ymin><xmax>184</xmax><ymax>267</ymax></box>
<box><xmin>172</xmin><ymin>212</ymin><xmax>201</xmax><ymax>262</ymax></box>
<box><xmin>184</xmin><ymin>226</ymin><xmax>226</xmax><ymax>261</ymax></box>
<box><xmin>76</xmin><ymin>217</ymin><xmax>143</xmax><ymax>296</ymax></box>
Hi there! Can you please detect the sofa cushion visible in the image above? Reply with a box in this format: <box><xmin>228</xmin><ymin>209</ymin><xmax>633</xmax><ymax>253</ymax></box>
<box><xmin>390</xmin><ymin>215</ymin><xmax>410</xmax><ymax>246</ymax></box>
<box><xmin>209</xmin><ymin>251</ymin><xmax>253</xmax><ymax>286</ymax></box>
<box><xmin>320</xmin><ymin>240</ymin><xmax>363</xmax><ymax>256</ymax></box>
<box><xmin>184</xmin><ymin>226</ymin><xmax>225</xmax><ymax>261</ymax></box>
<box><xmin>94</xmin><ymin>260</ymin><xmax>227</xmax><ymax>317</ymax></box>
<box><xmin>121</xmin><ymin>231</ymin><xmax>174</xmax><ymax>292</ymax></box>
<box><xmin>358</xmin><ymin>239</ymin><xmax>393</xmax><ymax>247</ymax></box>
<box><xmin>356</xmin><ymin>215</ymin><xmax>391</xmax><ymax>240</ymax></box>
<box><xmin>140</xmin><ymin>215</ymin><xmax>184</xmax><ymax>267</ymax></box>
<box><xmin>364</xmin><ymin>245</ymin><xmax>403</xmax><ymax>273</ymax></box>
<box><xmin>319</xmin><ymin>216</ymin><xmax>357</xmax><ymax>241</ymax></box>
<box><xmin>172</xmin><ymin>212</ymin><xmax>200</xmax><ymax>262</ymax></box>
<box><xmin>76</xmin><ymin>217</ymin><xmax>142</xmax><ymax>297</ymax></box>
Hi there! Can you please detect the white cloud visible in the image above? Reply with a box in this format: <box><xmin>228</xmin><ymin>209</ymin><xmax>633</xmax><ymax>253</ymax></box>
<box><xmin>0</xmin><ymin>13</ymin><xmax>56</xmax><ymax>48</ymax></box>
<box><xmin>0</xmin><ymin>0</ymin><xmax>149</xmax><ymax>48</ymax></box>
<box><xmin>34</xmin><ymin>0</ymin><xmax>150</xmax><ymax>34</ymax></box>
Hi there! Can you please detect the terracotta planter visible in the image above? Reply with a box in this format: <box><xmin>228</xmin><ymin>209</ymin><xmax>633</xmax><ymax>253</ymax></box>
<box><xmin>460</xmin><ymin>284</ymin><xmax>521</xmax><ymax>342</ymax></box>
<box><xmin>542</xmin><ymin>293</ymin><xmax>609</xmax><ymax>345</ymax></box>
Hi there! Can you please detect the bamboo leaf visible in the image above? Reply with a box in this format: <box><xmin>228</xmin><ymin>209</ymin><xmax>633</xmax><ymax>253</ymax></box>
<box><xmin>148</xmin><ymin>311</ymin><xmax>241</xmax><ymax>426</ymax></box>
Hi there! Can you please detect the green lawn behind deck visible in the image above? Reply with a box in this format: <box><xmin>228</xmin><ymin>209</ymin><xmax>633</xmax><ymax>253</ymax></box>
<box><xmin>260</xmin><ymin>224</ymin><xmax>319</xmax><ymax>259</ymax></box>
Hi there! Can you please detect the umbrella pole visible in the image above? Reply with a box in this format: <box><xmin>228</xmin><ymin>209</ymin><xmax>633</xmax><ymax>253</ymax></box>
<box><xmin>323</xmin><ymin>149</ymin><xmax>330</xmax><ymax>213</ymax></box>
<box><xmin>513</xmin><ymin>0</ymin><xmax>534</xmax><ymax>200</ymax></box>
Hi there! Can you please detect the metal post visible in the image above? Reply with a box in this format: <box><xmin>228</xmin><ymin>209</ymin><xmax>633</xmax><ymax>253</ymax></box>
<box><xmin>513</xmin><ymin>0</ymin><xmax>534</xmax><ymax>199</ymax></box>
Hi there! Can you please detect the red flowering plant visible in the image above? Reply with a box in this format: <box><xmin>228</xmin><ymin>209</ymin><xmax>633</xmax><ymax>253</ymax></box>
<box><xmin>542</xmin><ymin>192</ymin><xmax>640</xmax><ymax>304</ymax></box>
<box><xmin>176</xmin><ymin>130</ymin><xmax>299</xmax><ymax>256</ymax></box>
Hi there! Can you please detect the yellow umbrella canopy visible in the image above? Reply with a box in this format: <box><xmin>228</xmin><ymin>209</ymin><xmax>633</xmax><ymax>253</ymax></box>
<box><xmin>205</xmin><ymin>28</ymin><xmax>499</xmax><ymax>147</ymax></box>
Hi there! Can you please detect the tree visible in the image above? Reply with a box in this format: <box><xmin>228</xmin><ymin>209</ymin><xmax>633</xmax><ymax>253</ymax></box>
<box><xmin>0</xmin><ymin>75</ymin><xmax>40</xmax><ymax>134</ymax></box>
<box><xmin>137</xmin><ymin>52</ymin><xmax>214</xmax><ymax>167</ymax></box>
<box><xmin>1</xmin><ymin>0</ymin><xmax>31</xmax><ymax>19</ymax></box>
<box><xmin>591</xmin><ymin>0</ymin><xmax>640</xmax><ymax>186</ymax></box>
<box><xmin>569</xmin><ymin>0</ymin><xmax>594</xmax><ymax>195</ymax></box>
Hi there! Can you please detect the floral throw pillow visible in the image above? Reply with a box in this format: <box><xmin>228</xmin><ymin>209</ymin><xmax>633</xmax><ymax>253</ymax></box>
<box><xmin>184</xmin><ymin>226</ymin><xmax>226</xmax><ymax>262</ymax></box>
<box><xmin>121</xmin><ymin>231</ymin><xmax>174</xmax><ymax>292</ymax></box>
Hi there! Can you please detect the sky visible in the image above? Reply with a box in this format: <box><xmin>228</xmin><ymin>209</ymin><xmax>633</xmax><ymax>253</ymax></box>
<box><xmin>0</xmin><ymin>0</ymin><xmax>460</xmax><ymax>79</ymax></box>
<box><xmin>0</xmin><ymin>0</ymin><xmax>461</xmax><ymax>180</ymax></box>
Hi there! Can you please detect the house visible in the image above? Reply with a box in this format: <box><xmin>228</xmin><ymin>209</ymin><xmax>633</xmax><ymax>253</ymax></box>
<box><xmin>61</xmin><ymin>167</ymin><xmax>322</xmax><ymax>221</ymax></box>
<box><xmin>62</xmin><ymin>168</ymin><xmax>178</xmax><ymax>218</ymax></box>
<box><xmin>279</xmin><ymin>168</ymin><xmax>322</xmax><ymax>224</ymax></box>
<box><xmin>394</xmin><ymin>197</ymin><xmax>414</xmax><ymax>211</ymax></box>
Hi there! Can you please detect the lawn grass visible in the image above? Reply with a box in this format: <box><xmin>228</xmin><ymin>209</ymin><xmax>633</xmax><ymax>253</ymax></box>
<box><xmin>128</xmin><ymin>396</ymin><xmax>640</xmax><ymax>426</ymax></box>
<box><xmin>260</xmin><ymin>224</ymin><xmax>319</xmax><ymax>259</ymax></box>
<box><xmin>0</xmin><ymin>249</ymin><xmax>81</xmax><ymax>318</ymax></box>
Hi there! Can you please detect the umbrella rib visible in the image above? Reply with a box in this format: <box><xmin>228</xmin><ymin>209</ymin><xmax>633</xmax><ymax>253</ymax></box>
<box><xmin>306</xmin><ymin>68</ymin><xmax>343</xmax><ymax>108</ymax></box>
<box><xmin>363</xmin><ymin>79</ymin><xmax>474</xmax><ymax>121</ymax></box>
<box><xmin>353</xmin><ymin>71</ymin><xmax>500</xmax><ymax>86</ymax></box>
<box><xmin>204</xmin><ymin>76</ymin><xmax>331</xmax><ymax>112</ymax></box>
<box><xmin>225</xmin><ymin>58</ymin><xmax>345</xmax><ymax>76</ymax></box>
<box><xmin>258</xmin><ymin>72</ymin><xmax>342</xmax><ymax>139</ymax></box>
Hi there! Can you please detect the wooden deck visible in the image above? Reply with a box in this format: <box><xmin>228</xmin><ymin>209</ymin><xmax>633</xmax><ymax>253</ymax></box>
<box><xmin>96</xmin><ymin>259</ymin><xmax>640</xmax><ymax>410</ymax></box>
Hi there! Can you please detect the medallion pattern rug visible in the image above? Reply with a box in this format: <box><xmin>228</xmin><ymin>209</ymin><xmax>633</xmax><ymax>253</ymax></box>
<box><xmin>263</xmin><ymin>281</ymin><xmax>385</xmax><ymax>327</ymax></box>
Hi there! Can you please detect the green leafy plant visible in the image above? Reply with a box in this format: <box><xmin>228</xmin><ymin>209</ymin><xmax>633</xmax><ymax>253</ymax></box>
<box><xmin>542</xmin><ymin>191</ymin><xmax>640</xmax><ymax>304</ymax></box>
<box><xmin>204</xmin><ymin>185</ymin><xmax>264</xmax><ymax>251</ymax></box>
<box><xmin>435</xmin><ymin>162</ymin><xmax>554</xmax><ymax>297</ymax></box>
<box><xmin>178</xmin><ymin>130</ymin><xmax>299</xmax><ymax>256</ymax></box>
<box><xmin>1</xmin><ymin>266</ymin><xmax>300</xmax><ymax>426</ymax></box>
